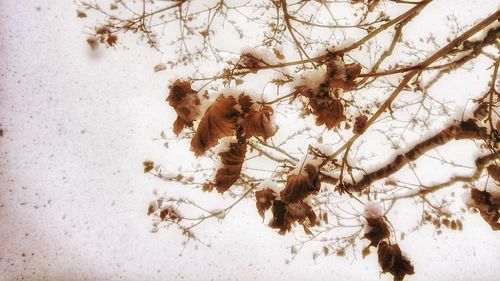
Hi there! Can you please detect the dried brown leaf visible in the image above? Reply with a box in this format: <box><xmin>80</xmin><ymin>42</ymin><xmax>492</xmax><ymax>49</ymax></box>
<box><xmin>143</xmin><ymin>161</ymin><xmax>154</xmax><ymax>173</ymax></box>
<box><xmin>191</xmin><ymin>95</ymin><xmax>239</xmax><ymax>156</ymax></box>
<box><xmin>255</xmin><ymin>188</ymin><xmax>277</xmax><ymax>218</ymax></box>
<box><xmin>106</xmin><ymin>34</ymin><xmax>117</xmax><ymax>46</ymax></box>
<box><xmin>77</xmin><ymin>10</ymin><xmax>87</xmax><ymax>18</ymax></box>
<box><xmin>214</xmin><ymin>141</ymin><xmax>247</xmax><ymax>193</ymax></box>
<box><xmin>364</xmin><ymin>216</ymin><xmax>390</xmax><ymax>247</ymax></box>
<box><xmin>242</xmin><ymin>105</ymin><xmax>275</xmax><ymax>139</ymax></box>
<box><xmin>269</xmin><ymin>200</ymin><xmax>317</xmax><ymax>235</ymax></box>
<box><xmin>470</xmin><ymin>188</ymin><xmax>500</xmax><ymax>231</ymax></box>
<box><xmin>377</xmin><ymin>242</ymin><xmax>415</xmax><ymax>281</ymax></box>
<box><xmin>280</xmin><ymin>164</ymin><xmax>321</xmax><ymax>204</ymax></box>
<box><xmin>353</xmin><ymin>115</ymin><xmax>368</xmax><ymax>134</ymax></box>
<box><xmin>309</xmin><ymin>96</ymin><xmax>346</xmax><ymax>129</ymax></box>
<box><xmin>86</xmin><ymin>37</ymin><xmax>98</xmax><ymax>51</ymax></box>
<box><xmin>167</xmin><ymin>80</ymin><xmax>201</xmax><ymax>135</ymax></box>
<box><xmin>325</xmin><ymin>56</ymin><xmax>362</xmax><ymax>91</ymax></box>
<box><xmin>487</xmin><ymin>165</ymin><xmax>500</xmax><ymax>182</ymax></box>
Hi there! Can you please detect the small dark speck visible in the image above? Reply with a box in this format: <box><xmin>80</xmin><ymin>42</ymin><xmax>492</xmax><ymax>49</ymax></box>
<box><xmin>35</xmin><ymin>6</ymin><xmax>41</xmax><ymax>11</ymax></box>
<box><xmin>20</xmin><ymin>202</ymin><xmax>27</xmax><ymax>206</ymax></box>
<box><xmin>0</xmin><ymin>129</ymin><xmax>3</xmax><ymax>137</ymax></box>
<box><xmin>22</xmin><ymin>253</ymin><xmax>26</xmax><ymax>257</ymax></box>
<box><xmin>81</xmin><ymin>130</ymin><xmax>86</xmax><ymax>134</ymax></box>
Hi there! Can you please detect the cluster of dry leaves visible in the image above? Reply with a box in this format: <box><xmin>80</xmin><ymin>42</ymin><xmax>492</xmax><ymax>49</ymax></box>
<box><xmin>363</xmin><ymin>211</ymin><xmax>415</xmax><ymax>281</ymax></box>
<box><xmin>162</xmin><ymin>54</ymin><xmax>499</xmax><ymax>280</ymax></box>
<box><xmin>293</xmin><ymin>55</ymin><xmax>362</xmax><ymax>129</ymax></box>
<box><xmin>86</xmin><ymin>26</ymin><xmax>118</xmax><ymax>51</ymax></box>
<box><xmin>167</xmin><ymin>80</ymin><xmax>275</xmax><ymax>193</ymax></box>
<box><xmin>165</xmin><ymin>55</ymin><xmax>366</xmax><ymax>234</ymax></box>
<box><xmin>256</xmin><ymin>164</ymin><xmax>320</xmax><ymax>235</ymax></box>
<box><xmin>469</xmin><ymin>188</ymin><xmax>500</xmax><ymax>231</ymax></box>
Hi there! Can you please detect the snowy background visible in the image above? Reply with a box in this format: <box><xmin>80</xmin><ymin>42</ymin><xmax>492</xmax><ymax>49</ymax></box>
<box><xmin>1</xmin><ymin>0</ymin><xmax>500</xmax><ymax>280</ymax></box>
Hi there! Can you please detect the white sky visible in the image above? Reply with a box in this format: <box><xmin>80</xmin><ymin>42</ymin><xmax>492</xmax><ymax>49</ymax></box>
<box><xmin>1</xmin><ymin>0</ymin><xmax>499</xmax><ymax>280</ymax></box>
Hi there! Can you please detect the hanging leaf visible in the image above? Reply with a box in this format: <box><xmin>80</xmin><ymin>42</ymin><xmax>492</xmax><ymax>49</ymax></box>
<box><xmin>325</xmin><ymin>56</ymin><xmax>362</xmax><ymax>91</ymax></box>
<box><xmin>280</xmin><ymin>164</ymin><xmax>321</xmax><ymax>204</ymax></box>
<box><xmin>364</xmin><ymin>216</ymin><xmax>390</xmax><ymax>247</ymax></box>
<box><xmin>167</xmin><ymin>80</ymin><xmax>201</xmax><ymax>135</ymax></box>
<box><xmin>377</xmin><ymin>242</ymin><xmax>415</xmax><ymax>281</ymax></box>
<box><xmin>269</xmin><ymin>200</ymin><xmax>317</xmax><ymax>235</ymax></box>
<box><xmin>154</xmin><ymin>63</ymin><xmax>166</xmax><ymax>72</ymax></box>
<box><xmin>143</xmin><ymin>161</ymin><xmax>154</xmax><ymax>173</ymax></box>
<box><xmin>269</xmin><ymin>200</ymin><xmax>288</xmax><ymax>235</ymax></box>
<box><xmin>214</xmin><ymin>141</ymin><xmax>247</xmax><ymax>193</ymax></box>
<box><xmin>353</xmin><ymin>115</ymin><xmax>369</xmax><ymax>134</ymax></box>
<box><xmin>487</xmin><ymin>165</ymin><xmax>500</xmax><ymax>182</ymax></box>
<box><xmin>76</xmin><ymin>10</ymin><xmax>87</xmax><ymax>18</ymax></box>
<box><xmin>147</xmin><ymin>201</ymin><xmax>157</xmax><ymax>215</ymax></box>
<box><xmin>191</xmin><ymin>95</ymin><xmax>240</xmax><ymax>156</ymax></box>
<box><xmin>158</xmin><ymin>207</ymin><xmax>181</xmax><ymax>222</ymax></box>
<box><xmin>287</xmin><ymin>201</ymin><xmax>317</xmax><ymax>226</ymax></box>
<box><xmin>470</xmin><ymin>188</ymin><xmax>500</xmax><ymax>231</ymax></box>
<box><xmin>237</xmin><ymin>94</ymin><xmax>254</xmax><ymax>113</ymax></box>
<box><xmin>242</xmin><ymin>105</ymin><xmax>275</xmax><ymax>139</ymax></box>
<box><xmin>309</xmin><ymin>96</ymin><xmax>346</xmax><ymax>129</ymax></box>
<box><xmin>256</xmin><ymin>188</ymin><xmax>277</xmax><ymax>218</ymax></box>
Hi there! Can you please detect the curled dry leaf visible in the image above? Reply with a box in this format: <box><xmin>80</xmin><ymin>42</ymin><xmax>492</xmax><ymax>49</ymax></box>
<box><xmin>90</xmin><ymin>26</ymin><xmax>119</xmax><ymax>48</ymax></box>
<box><xmin>377</xmin><ymin>241</ymin><xmax>415</xmax><ymax>281</ymax></box>
<box><xmin>147</xmin><ymin>201</ymin><xmax>157</xmax><ymax>215</ymax></box>
<box><xmin>487</xmin><ymin>165</ymin><xmax>500</xmax><ymax>182</ymax></box>
<box><xmin>456</xmin><ymin>119</ymin><xmax>487</xmax><ymax>140</ymax></box>
<box><xmin>167</xmin><ymin>80</ymin><xmax>201</xmax><ymax>135</ymax></box>
<box><xmin>309</xmin><ymin>95</ymin><xmax>346</xmax><ymax>129</ymax></box>
<box><xmin>76</xmin><ymin>10</ymin><xmax>87</xmax><ymax>18</ymax></box>
<box><xmin>154</xmin><ymin>63</ymin><xmax>167</xmax><ymax>73</ymax></box>
<box><xmin>291</xmin><ymin>57</ymin><xmax>359</xmax><ymax>133</ymax></box>
<box><xmin>269</xmin><ymin>200</ymin><xmax>317</xmax><ymax>235</ymax></box>
<box><xmin>287</xmin><ymin>201</ymin><xmax>318</xmax><ymax>226</ymax></box>
<box><xmin>106</xmin><ymin>34</ymin><xmax>117</xmax><ymax>47</ymax></box>
<box><xmin>237</xmin><ymin>94</ymin><xmax>254</xmax><ymax>113</ymax></box>
<box><xmin>280</xmin><ymin>164</ymin><xmax>321</xmax><ymax>204</ymax></box>
<box><xmin>191</xmin><ymin>95</ymin><xmax>239</xmax><ymax>156</ymax></box>
<box><xmin>470</xmin><ymin>188</ymin><xmax>500</xmax><ymax>231</ymax></box>
<box><xmin>191</xmin><ymin>93</ymin><xmax>276</xmax><ymax>156</ymax></box>
<box><xmin>143</xmin><ymin>161</ymin><xmax>154</xmax><ymax>173</ymax></box>
<box><xmin>325</xmin><ymin>56</ymin><xmax>362</xmax><ymax>92</ymax></box>
<box><xmin>255</xmin><ymin>188</ymin><xmax>277</xmax><ymax>218</ymax></box>
<box><xmin>353</xmin><ymin>115</ymin><xmax>369</xmax><ymax>134</ymax></box>
<box><xmin>86</xmin><ymin>37</ymin><xmax>98</xmax><ymax>51</ymax></box>
<box><xmin>270</xmin><ymin>200</ymin><xmax>288</xmax><ymax>234</ymax></box>
<box><xmin>214</xmin><ymin>141</ymin><xmax>247</xmax><ymax>193</ymax></box>
<box><xmin>364</xmin><ymin>216</ymin><xmax>390</xmax><ymax>247</ymax></box>
<box><xmin>242</xmin><ymin>105</ymin><xmax>275</xmax><ymax>139</ymax></box>
<box><xmin>159</xmin><ymin>207</ymin><xmax>181</xmax><ymax>222</ymax></box>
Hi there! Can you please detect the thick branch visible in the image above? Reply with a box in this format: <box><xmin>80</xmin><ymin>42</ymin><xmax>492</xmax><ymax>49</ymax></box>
<box><xmin>385</xmin><ymin>150</ymin><xmax>500</xmax><ymax>200</ymax></box>
<box><xmin>342</xmin><ymin>121</ymin><xmax>491</xmax><ymax>193</ymax></box>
